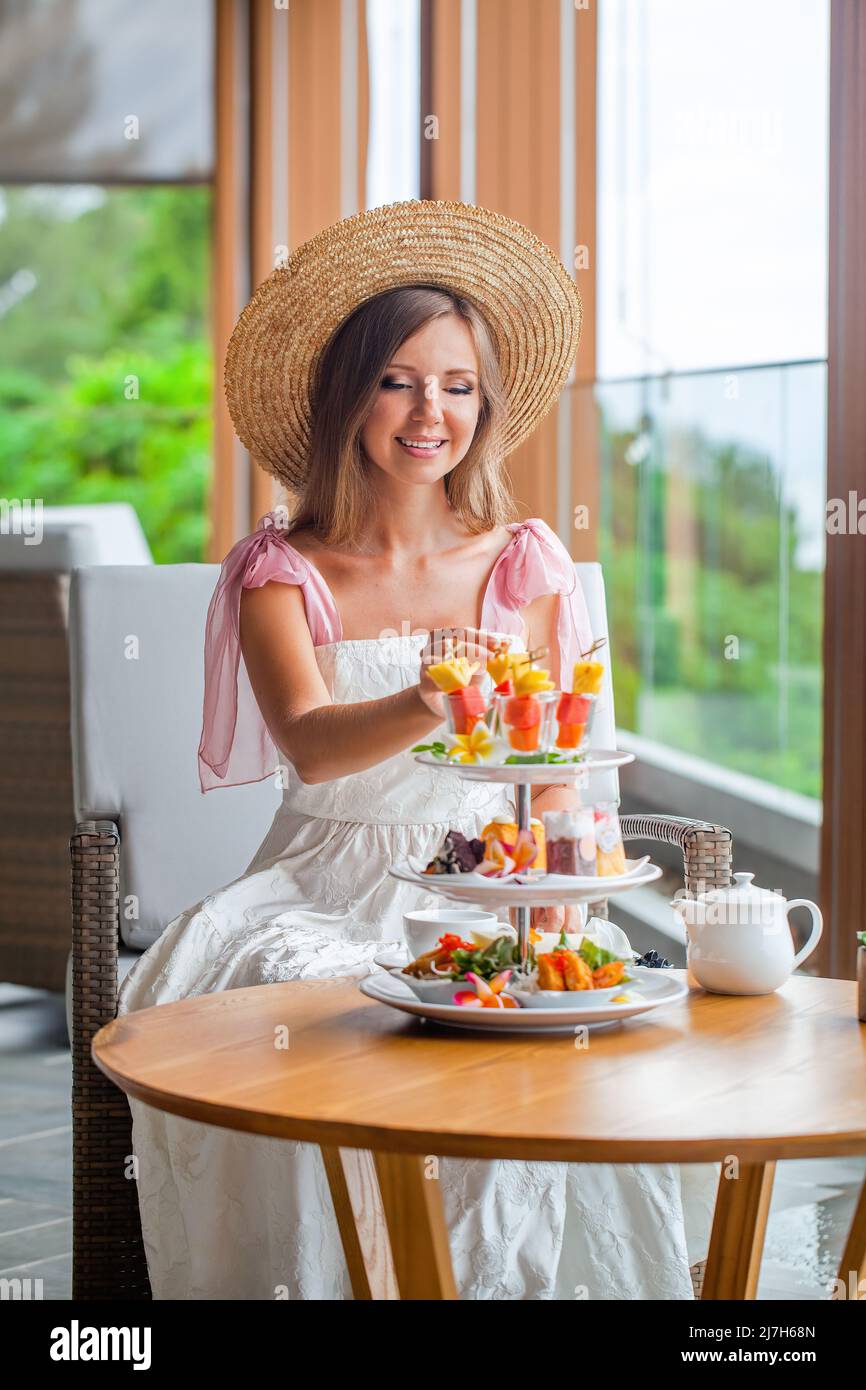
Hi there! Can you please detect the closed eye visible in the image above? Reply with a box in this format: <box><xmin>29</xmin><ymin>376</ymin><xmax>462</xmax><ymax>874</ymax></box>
<box><xmin>381</xmin><ymin>377</ymin><xmax>474</xmax><ymax>395</ymax></box>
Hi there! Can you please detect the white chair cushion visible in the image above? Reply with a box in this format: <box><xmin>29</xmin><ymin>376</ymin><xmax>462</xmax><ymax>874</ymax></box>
<box><xmin>69</xmin><ymin>564</ymin><xmax>281</xmax><ymax>950</ymax></box>
<box><xmin>574</xmin><ymin>561</ymin><xmax>620</xmax><ymax>804</ymax></box>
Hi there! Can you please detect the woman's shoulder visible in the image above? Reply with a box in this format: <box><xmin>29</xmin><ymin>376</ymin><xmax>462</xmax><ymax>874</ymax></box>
<box><xmin>279</xmin><ymin>524</ymin><xmax>320</xmax><ymax>556</ymax></box>
<box><xmin>480</xmin><ymin>523</ymin><xmax>516</xmax><ymax>562</ymax></box>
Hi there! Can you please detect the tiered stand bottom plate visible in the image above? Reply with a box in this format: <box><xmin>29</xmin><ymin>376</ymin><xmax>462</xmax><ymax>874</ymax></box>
<box><xmin>360</xmin><ymin>967</ymin><xmax>688</xmax><ymax>1034</ymax></box>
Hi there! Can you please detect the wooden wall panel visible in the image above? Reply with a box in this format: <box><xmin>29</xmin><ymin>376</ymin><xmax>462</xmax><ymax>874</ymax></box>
<box><xmin>570</xmin><ymin>0</ymin><xmax>599</xmax><ymax>561</ymax></box>
<box><xmin>358</xmin><ymin>0</ymin><xmax>370</xmax><ymax>213</ymax></box>
<box><xmin>429</xmin><ymin>0</ymin><xmax>462</xmax><ymax>200</ymax></box>
<box><xmin>819</xmin><ymin>0</ymin><xmax>866</xmax><ymax>979</ymax></box>
<box><xmin>210</xmin><ymin>0</ymin><xmax>251</xmax><ymax>560</ymax></box>
<box><xmin>249</xmin><ymin>0</ymin><xmax>279</xmax><ymax>524</ymax></box>
<box><xmin>288</xmin><ymin>0</ymin><xmax>343</xmax><ymax>248</ymax></box>
<box><xmin>475</xmin><ymin>0</ymin><xmax>565</xmax><ymax>527</ymax></box>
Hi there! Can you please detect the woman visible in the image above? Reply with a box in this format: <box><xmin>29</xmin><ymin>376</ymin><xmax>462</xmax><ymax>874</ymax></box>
<box><xmin>118</xmin><ymin>200</ymin><xmax>718</xmax><ymax>1300</ymax></box>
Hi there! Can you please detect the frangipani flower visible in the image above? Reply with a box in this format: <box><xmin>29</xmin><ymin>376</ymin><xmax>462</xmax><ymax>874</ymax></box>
<box><xmin>448</xmin><ymin>723</ymin><xmax>494</xmax><ymax>763</ymax></box>
<box><xmin>453</xmin><ymin>970</ymin><xmax>519</xmax><ymax>1009</ymax></box>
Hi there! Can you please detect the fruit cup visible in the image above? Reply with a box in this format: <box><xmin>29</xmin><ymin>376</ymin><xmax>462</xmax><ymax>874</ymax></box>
<box><xmin>554</xmin><ymin>690</ymin><xmax>598</xmax><ymax>751</ymax></box>
<box><xmin>445</xmin><ymin>681</ymin><xmax>489</xmax><ymax>736</ymax></box>
<box><xmin>496</xmin><ymin>689</ymin><xmax>558</xmax><ymax>754</ymax></box>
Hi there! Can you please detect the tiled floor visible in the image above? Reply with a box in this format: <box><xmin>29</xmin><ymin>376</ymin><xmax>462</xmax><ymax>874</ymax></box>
<box><xmin>0</xmin><ymin>985</ymin><xmax>73</xmax><ymax>1298</ymax></box>
<box><xmin>1</xmin><ymin>981</ymin><xmax>863</xmax><ymax>1300</ymax></box>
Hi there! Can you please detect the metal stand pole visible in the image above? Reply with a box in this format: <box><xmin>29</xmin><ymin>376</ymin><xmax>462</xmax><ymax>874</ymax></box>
<box><xmin>510</xmin><ymin>780</ymin><xmax>532</xmax><ymax>969</ymax></box>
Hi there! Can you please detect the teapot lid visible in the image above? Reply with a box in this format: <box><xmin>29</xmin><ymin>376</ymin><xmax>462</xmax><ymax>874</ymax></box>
<box><xmin>702</xmin><ymin>872</ymin><xmax>781</xmax><ymax>904</ymax></box>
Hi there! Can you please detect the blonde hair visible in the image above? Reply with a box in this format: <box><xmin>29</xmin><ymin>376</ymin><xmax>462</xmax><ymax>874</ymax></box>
<box><xmin>284</xmin><ymin>284</ymin><xmax>517</xmax><ymax>547</ymax></box>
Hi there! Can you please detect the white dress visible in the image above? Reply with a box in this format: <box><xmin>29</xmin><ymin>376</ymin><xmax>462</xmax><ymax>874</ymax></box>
<box><xmin>117</xmin><ymin>630</ymin><xmax>719</xmax><ymax>1301</ymax></box>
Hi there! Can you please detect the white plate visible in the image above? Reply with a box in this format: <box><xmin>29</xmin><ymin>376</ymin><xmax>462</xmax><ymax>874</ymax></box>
<box><xmin>414</xmin><ymin>750</ymin><xmax>635</xmax><ymax>783</ymax></box>
<box><xmin>359</xmin><ymin>966</ymin><xmax>687</xmax><ymax>1033</ymax></box>
<box><xmin>374</xmin><ymin>945</ymin><xmax>409</xmax><ymax>970</ymax></box>
<box><xmin>388</xmin><ymin>857</ymin><xmax>662</xmax><ymax>907</ymax></box>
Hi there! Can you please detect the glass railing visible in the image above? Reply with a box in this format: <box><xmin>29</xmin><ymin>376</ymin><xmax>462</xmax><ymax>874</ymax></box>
<box><xmin>571</xmin><ymin>361</ymin><xmax>826</xmax><ymax>800</ymax></box>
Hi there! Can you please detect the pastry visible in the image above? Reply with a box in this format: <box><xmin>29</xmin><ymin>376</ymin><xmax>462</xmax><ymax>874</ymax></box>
<box><xmin>480</xmin><ymin>814</ymin><xmax>547</xmax><ymax>870</ymax></box>
<box><xmin>594</xmin><ymin>802</ymin><xmax>627</xmax><ymax>876</ymax></box>
<box><xmin>423</xmin><ymin>829</ymin><xmax>485</xmax><ymax>875</ymax></box>
<box><xmin>542</xmin><ymin>808</ymin><xmax>596</xmax><ymax>876</ymax></box>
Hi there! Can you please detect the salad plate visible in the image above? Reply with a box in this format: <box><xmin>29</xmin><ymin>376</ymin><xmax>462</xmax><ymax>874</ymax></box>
<box><xmin>359</xmin><ymin>966</ymin><xmax>688</xmax><ymax>1034</ymax></box>
<box><xmin>414</xmin><ymin>749</ymin><xmax>634</xmax><ymax>783</ymax></box>
<box><xmin>388</xmin><ymin>856</ymin><xmax>662</xmax><ymax>906</ymax></box>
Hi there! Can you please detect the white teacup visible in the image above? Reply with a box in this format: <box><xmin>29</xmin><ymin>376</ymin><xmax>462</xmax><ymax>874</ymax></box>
<box><xmin>403</xmin><ymin>907</ymin><xmax>501</xmax><ymax>960</ymax></box>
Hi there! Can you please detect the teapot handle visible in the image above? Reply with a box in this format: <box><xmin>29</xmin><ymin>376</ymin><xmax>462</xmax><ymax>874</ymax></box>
<box><xmin>787</xmin><ymin>900</ymin><xmax>823</xmax><ymax>969</ymax></box>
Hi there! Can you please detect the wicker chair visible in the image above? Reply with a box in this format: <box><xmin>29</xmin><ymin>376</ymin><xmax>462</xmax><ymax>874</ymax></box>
<box><xmin>0</xmin><ymin>505</ymin><xmax>151</xmax><ymax>992</ymax></box>
<box><xmin>69</xmin><ymin>561</ymin><xmax>732</xmax><ymax>1300</ymax></box>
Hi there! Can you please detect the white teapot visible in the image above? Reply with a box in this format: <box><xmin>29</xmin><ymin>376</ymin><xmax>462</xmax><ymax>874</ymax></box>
<box><xmin>673</xmin><ymin>872</ymin><xmax>823</xmax><ymax>995</ymax></box>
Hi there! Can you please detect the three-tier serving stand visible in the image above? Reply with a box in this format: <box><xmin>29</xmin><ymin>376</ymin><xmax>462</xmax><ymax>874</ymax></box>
<box><xmin>390</xmin><ymin>748</ymin><xmax>660</xmax><ymax>969</ymax></box>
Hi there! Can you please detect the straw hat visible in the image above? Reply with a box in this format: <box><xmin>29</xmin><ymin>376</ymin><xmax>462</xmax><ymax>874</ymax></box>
<box><xmin>224</xmin><ymin>198</ymin><xmax>582</xmax><ymax>492</ymax></box>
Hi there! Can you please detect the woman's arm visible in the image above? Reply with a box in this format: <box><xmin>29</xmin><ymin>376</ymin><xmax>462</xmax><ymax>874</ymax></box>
<box><xmin>239</xmin><ymin>581</ymin><xmax>494</xmax><ymax>784</ymax></box>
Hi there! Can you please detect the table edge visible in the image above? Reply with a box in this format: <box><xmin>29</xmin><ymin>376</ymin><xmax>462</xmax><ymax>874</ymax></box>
<box><xmin>92</xmin><ymin>1047</ymin><xmax>866</xmax><ymax>1165</ymax></box>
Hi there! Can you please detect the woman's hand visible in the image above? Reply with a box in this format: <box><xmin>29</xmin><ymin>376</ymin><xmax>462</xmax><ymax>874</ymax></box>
<box><xmin>416</xmin><ymin>626</ymin><xmax>497</xmax><ymax>717</ymax></box>
<box><xmin>530</xmin><ymin>904</ymin><xmax>586</xmax><ymax>936</ymax></box>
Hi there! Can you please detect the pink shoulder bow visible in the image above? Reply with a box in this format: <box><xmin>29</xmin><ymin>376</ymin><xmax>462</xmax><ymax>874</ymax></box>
<box><xmin>197</xmin><ymin>510</ymin><xmax>339</xmax><ymax>792</ymax></box>
<box><xmin>481</xmin><ymin>518</ymin><xmax>594</xmax><ymax>692</ymax></box>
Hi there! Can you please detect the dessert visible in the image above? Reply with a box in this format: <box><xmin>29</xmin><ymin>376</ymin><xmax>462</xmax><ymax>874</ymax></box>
<box><xmin>447</xmin><ymin>683</ymin><xmax>488</xmax><ymax>735</ymax></box>
<box><xmin>480</xmin><ymin>814</ymin><xmax>547</xmax><ymax>870</ymax></box>
<box><xmin>424</xmin><ymin>638</ymin><xmax>490</xmax><ymax>736</ymax></box>
<box><xmin>423</xmin><ymin>829</ymin><xmax>485</xmax><ymax>874</ymax></box>
<box><xmin>554</xmin><ymin>690</ymin><xmax>596</xmax><ymax>750</ymax></box>
<box><xmin>594</xmin><ymin>801</ymin><xmax>628</xmax><ymax>876</ymax></box>
<box><xmin>422</xmin><ymin>825</ymin><xmax>540</xmax><ymax>878</ymax></box>
<box><xmin>542</xmin><ymin>808</ymin><xmax>596</xmax><ymax>876</ymax></box>
<box><xmin>424</xmin><ymin>643</ymin><xmax>480</xmax><ymax>693</ymax></box>
<box><xmin>556</xmin><ymin>641</ymin><xmax>605</xmax><ymax>750</ymax></box>
<box><xmin>476</xmin><ymin>828</ymin><xmax>539</xmax><ymax>876</ymax></box>
<box><xmin>498</xmin><ymin>650</ymin><xmax>557</xmax><ymax>753</ymax></box>
<box><xmin>486</xmin><ymin>639</ymin><xmax>516</xmax><ymax>694</ymax></box>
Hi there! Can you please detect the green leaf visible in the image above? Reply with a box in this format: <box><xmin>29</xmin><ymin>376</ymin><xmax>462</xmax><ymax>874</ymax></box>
<box><xmin>449</xmin><ymin>934</ymin><xmax>519</xmax><ymax>980</ymax></box>
<box><xmin>503</xmin><ymin>751</ymin><xmax>585</xmax><ymax>765</ymax></box>
<box><xmin>577</xmin><ymin>939</ymin><xmax>623</xmax><ymax>970</ymax></box>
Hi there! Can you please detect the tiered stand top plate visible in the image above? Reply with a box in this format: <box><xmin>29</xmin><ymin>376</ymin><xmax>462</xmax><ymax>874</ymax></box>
<box><xmin>413</xmin><ymin>748</ymin><xmax>634</xmax><ymax>783</ymax></box>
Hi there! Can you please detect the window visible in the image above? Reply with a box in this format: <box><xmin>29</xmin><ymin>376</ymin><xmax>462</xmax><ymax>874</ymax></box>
<box><xmin>0</xmin><ymin>0</ymin><xmax>213</xmax><ymax>562</ymax></box>
<box><xmin>595</xmin><ymin>0</ymin><xmax>829</xmax><ymax>800</ymax></box>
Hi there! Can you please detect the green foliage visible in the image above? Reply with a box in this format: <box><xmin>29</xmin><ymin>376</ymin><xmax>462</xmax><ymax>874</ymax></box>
<box><xmin>0</xmin><ymin>185</ymin><xmax>212</xmax><ymax>561</ymax></box>
<box><xmin>599</xmin><ymin>417</ymin><xmax>823</xmax><ymax>798</ymax></box>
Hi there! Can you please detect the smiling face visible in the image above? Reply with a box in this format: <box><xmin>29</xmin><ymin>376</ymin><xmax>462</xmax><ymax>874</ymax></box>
<box><xmin>359</xmin><ymin>313</ymin><xmax>481</xmax><ymax>484</ymax></box>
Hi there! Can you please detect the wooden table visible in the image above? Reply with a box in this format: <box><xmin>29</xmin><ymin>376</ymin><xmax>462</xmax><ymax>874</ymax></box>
<box><xmin>92</xmin><ymin>970</ymin><xmax>866</xmax><ymax>1301</ymax></box>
